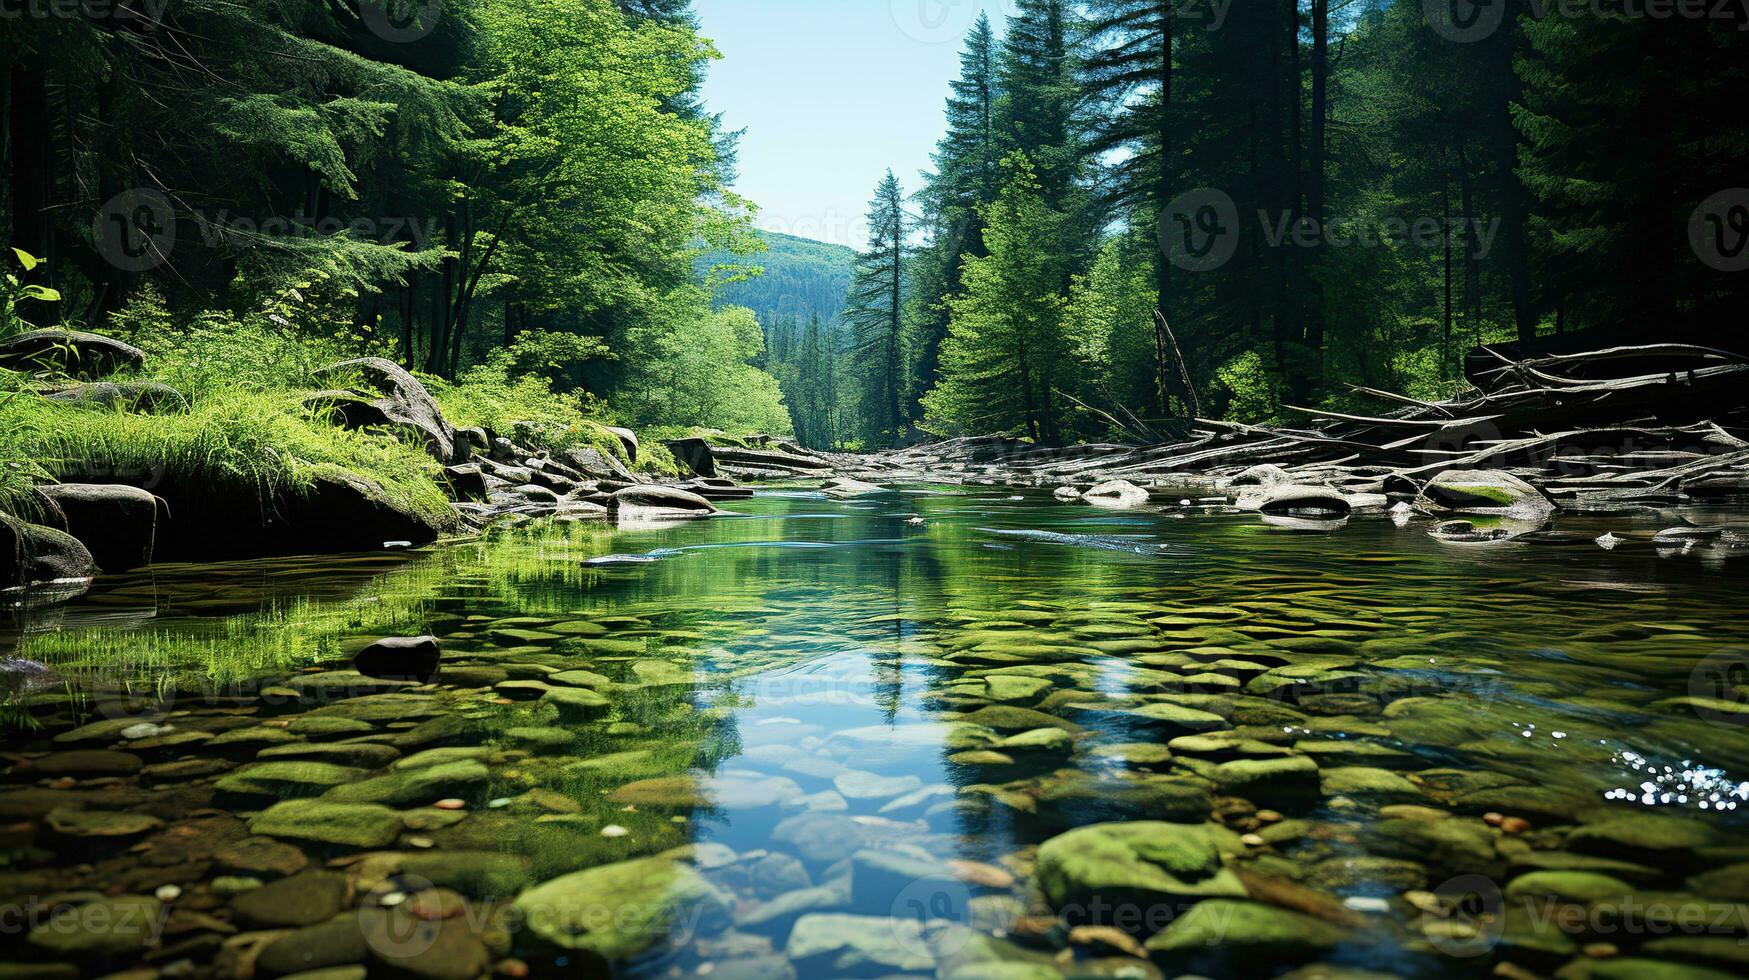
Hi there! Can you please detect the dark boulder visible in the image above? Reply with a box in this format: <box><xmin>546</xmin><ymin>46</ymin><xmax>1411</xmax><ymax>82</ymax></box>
<box><xmin>605</xmin><ymin>426</ymin><xmax>639</xmax><ymax>462</ymax></box>
<box><xmin>35</xmin><ymin>483</ymin><xmax>158</xmax><ymax>572</ymax></box>
<box><xmin>136</xmin><ymin>469</ymin><xmax>451</xmax><ymax>562</ymax></box>
<box><xmin>443</xmin><ymin>464</ymin><xmax>491</xmax><ymax>502</ymax></box>
<box><xmin>353</xmin><ymin>635</ymin><xmax>441</xmax><ymax>681</ymax></box>
<box><xmin>0</xmin><ymin>514</ymin><xmax>98</xmax><ymax>589</ymax></box>
<box><xmin>42</xmin><ymin>381</ymin><xmax>187</xmax><ymax>414</ymax></box>
<box><xmin>0</xmin><ymin>329</ymin><xmax>145</xmax><ymax>377</ymax></box>
<box><xmin>314</xmin><ymin>357</ymin><xmax>462</xmax><ymax>464</ymax></box>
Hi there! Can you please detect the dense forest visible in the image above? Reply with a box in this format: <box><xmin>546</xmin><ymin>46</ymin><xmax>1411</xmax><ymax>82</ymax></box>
<box><xmin>3</xmin><ymin>0</ymin><xmax>1746</xmax><ymax>457</ymax></box>
<box><xmin>1</xmin><ymin>0</ymin><xmax>793</xmax><ymax>446</ymax></box>
<box><xmin>818</xmin><ymin>0</ymin><xmax>1749</xmax><ymax>449</ymax></box>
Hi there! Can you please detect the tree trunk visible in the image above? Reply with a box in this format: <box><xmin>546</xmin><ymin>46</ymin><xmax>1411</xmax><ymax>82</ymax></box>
<box><xmin>1152</xmin><ymin>0</ymin><xmax>1176</xmax><ymax>420</ymax></box>
<box><xmin>8</xmin><ymin>66</ymin><xmax>52</xmax><ymax>290</ymax></box>
<box><xmin>1305</xmin><ymin>0</ymin><xmax>1329</xmax><ymax>357</ymax></box>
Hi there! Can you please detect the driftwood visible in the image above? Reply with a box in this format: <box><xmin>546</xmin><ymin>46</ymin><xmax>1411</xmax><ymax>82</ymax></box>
<box><xmin>797</xmin><ymin>343</ymin><xmax>1749</xmax><ymax>506</ymax></box>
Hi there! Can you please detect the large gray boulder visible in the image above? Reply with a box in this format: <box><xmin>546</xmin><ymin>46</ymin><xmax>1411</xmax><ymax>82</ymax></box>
<box><xmin>1415</xmin><ymin>469</ymin><xmax>1553</xmax><ymax>519</ymax></box>
<box><xmin>1083</xmin><ymin>479</ymin><xmax>1151</xmax><ymax>508</ymax></box>
<box><xmin>0</xmin><ymin>329</ymin><xmax>145</xmax><ymax>377</ymax></box>
<box><xmin>42</xmin><ymin>381</ymin><xmax>187</xmax><ymax>414</ymax></box>
<box><xmin>35</xmin><ymin>483</ymin><xmax>158</xmax><ymax>572</ymax></box>
<box><xmin>608</xmin><ymin>485</ymin><xmax>717</xmax><ymax>520</ymax></box>
<box><xmin>559</xmin><ymin>445</ymin><xmax>635</xmax><ymax>482</ymax></box>
<box><xmin>314</xmin><ymin>357</ymin><xmax>462</xmax><ymax>464</ymax></box>
<box><xmin>1243</xmin><ymin>484</ymin><xmax>1353</xmax><ymax>520</ymax></box>
<box><xmin>1</xmin><ymin>513</ymin><xmax>98</xmax><ymax>588</ymax></box>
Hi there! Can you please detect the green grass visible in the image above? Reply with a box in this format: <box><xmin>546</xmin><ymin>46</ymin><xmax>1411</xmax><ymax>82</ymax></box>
<box><xmin>0</xmin><ymin>387</ymin><xmax>452</xmax><ymax>527</ymax></box>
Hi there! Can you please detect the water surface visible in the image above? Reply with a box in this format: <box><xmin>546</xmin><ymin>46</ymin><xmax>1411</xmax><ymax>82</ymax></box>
<box><xmin>5</xmin><ymin>490</ymin><xmax>1749</xmax><ymax>977</ymax></box>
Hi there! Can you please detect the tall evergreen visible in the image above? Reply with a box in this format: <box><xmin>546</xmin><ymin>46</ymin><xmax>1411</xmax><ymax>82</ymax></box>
<box><xmin>1081</xmin><ymin>0</ymin><xmax>1178</xmax><ymax>415</ymax></box>
<box><xmin>845</xmin><ymin>172</ymin><xmax>908</xmax><ymax>448</ymax></box>
<box><xmin>910</xmin><ymin>15</ymin><xmax>1003</xmax><ymax>427</ymax></box>
<box><xmin>923</xmin><ymin>155</ymin><xmax>1073</xmax><ymax>443</ymax></box>
<box><xmin>998</xmin><ymin>0</ymin><xmax>1085</xmax><ymax>215</ymax></box>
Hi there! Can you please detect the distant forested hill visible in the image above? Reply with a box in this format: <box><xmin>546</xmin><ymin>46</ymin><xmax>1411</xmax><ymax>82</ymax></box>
<box><xmin>703</xmin><ymin>231</ymin><xmax>857</xmax><ymax>331</ymax></box>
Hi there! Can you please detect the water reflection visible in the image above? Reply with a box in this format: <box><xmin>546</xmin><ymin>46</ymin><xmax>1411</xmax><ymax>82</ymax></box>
<box><xmin>4</xmin><ymin>492</ymin><xmax>1749</xmax><ymax>976</ymax></box>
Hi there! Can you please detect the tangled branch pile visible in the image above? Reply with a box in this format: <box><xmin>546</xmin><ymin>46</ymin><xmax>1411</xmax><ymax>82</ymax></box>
<box><xmin>824</xmin><ymin>343</ymin><xmax>1749</xmax><ymax>507</ymax></box>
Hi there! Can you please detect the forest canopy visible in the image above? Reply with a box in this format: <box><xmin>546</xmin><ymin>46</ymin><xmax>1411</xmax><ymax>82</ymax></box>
<box><xmin>1</xmin><ymin>0</ymin><xmax>790</xmax><ymax>435</ymax></box>
<box><xmin>4</xmin><ymin>0</ymin><xmax>1746</xmax><ymax>453</ymax></box>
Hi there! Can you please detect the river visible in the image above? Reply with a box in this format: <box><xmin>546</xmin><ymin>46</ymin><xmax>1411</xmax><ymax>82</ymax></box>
<box><xmin>4</xmin><ymin>488</ymin><xmax>1749</xmax><ymax>978</ymax></box>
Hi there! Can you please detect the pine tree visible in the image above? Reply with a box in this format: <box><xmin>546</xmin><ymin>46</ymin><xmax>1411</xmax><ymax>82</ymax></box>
<box><xmin>923</xmin><ymin>154</ymin><xmax>1072</xmax><ymax>442</ymax></box>
<box><xmin>845</xmin><ymin>171</ymin><xmax>908</xmax><ymax>448</ymax></box>
<box><xmin>910</xmin><ymin>15</ymin><xmax>1004</xmax><ymax>420</ymax></box>
<box><xmin>998</xmin><ymin>0</ymin><xmax>1085</xmax><ymax>214</ymax></box>
<box><xmin>1081</xmin><ymin>0</ymin><xmax>1179</xmax><ymax>415</ymax></box>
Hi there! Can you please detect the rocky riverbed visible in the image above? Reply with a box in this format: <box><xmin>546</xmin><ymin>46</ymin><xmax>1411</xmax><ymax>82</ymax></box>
<box><xmin>4</xmin><ymin>489</ymin><xmax>1749</xmax><ymax>979</ymax></box>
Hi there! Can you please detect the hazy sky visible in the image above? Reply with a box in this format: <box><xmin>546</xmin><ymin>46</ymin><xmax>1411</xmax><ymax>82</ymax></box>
<box><xmin>696</xmin><ymin>0</ymin><xmax>1016</xmax><ymax>251</ymax></box>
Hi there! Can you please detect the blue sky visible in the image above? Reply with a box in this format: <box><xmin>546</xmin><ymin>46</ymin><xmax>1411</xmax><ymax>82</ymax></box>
<box><xmin>696</xmin><ymin>0</ymin><xmax>1016</xmax><ymax>250</ymax></box>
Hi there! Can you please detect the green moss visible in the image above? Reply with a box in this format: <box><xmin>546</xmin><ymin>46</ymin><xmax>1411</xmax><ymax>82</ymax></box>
<box><xmin>0</xmin><ymin>388</ymin><xmax>450</xmax><ymax>528</ymax></box>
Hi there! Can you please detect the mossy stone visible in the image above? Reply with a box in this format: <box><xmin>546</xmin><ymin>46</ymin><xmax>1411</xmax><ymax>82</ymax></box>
<box><xmin>322</xmin><ymin>759</ymin><xmax>488</xmax><ymax>807</ymax></box>
<box><xmin>1034</xmin><ymin>821</ymin><xmax>1245</xmax><ymax>926</ymax></box>
<box><xmin>513</xmin><ymin>855</ymin><xmax>729</xmax><ymax>962</ymax></box>
<box><xmin>249</xmin><ymin>800</ymin><xmax>403</xmax><ymax>850</ymax></box>
<box><xmin>1144</xmin><ymin>899</ymin><xmax>1349</xmax><ymax>962</ymax></box>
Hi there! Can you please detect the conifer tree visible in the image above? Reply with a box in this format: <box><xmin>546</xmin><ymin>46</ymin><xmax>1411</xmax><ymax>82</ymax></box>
<box><xmin>845</xmin><ymin>172</ymin><xmax>908</xmax><ymax>448</ymax></box>
<box><xmin>923</xmin><ymin>155</ymin><xmax>1072</xmax><ymax>442</ymax></box>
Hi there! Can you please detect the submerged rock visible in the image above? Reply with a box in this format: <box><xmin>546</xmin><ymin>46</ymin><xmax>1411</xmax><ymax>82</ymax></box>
<box><xmin>1034</xmin><ymin>821</ymin><xmax>1246</xmax><ymax>929</ymax></box>
<box><xmin>786</xmin><ymin>913</ymin><xmax>934</xmax><ymax>975</ymax></box>
<box><xmin>352</xmin><ymin>635</ymin><xmax>442</xmax><ymax>681</ymax></box>
<box><xmin>514</xmin><ymin>854</ymin><xmax>730</xmax><ymax>963</ymax></box>
<box><xmin>821</xmin><ymin>477</ymin><xmax>887</xmax><ymax>499</ymax></box>
<box><xmin>1144</xmin><ymin>899</ymin><xmax>1350</xmax><ymax>965</ymax></box>
<box><xmin>249</xmin><ymin>799</ymin><xmax>403</xmax><ymax>850</ymax></box>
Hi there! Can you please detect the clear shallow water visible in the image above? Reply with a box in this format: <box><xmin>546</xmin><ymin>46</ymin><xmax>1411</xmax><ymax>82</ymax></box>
<box><xmin>5</xmin><ymin>490</ymin><xmax>1749</xmax><ymax>978</ymax></box>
